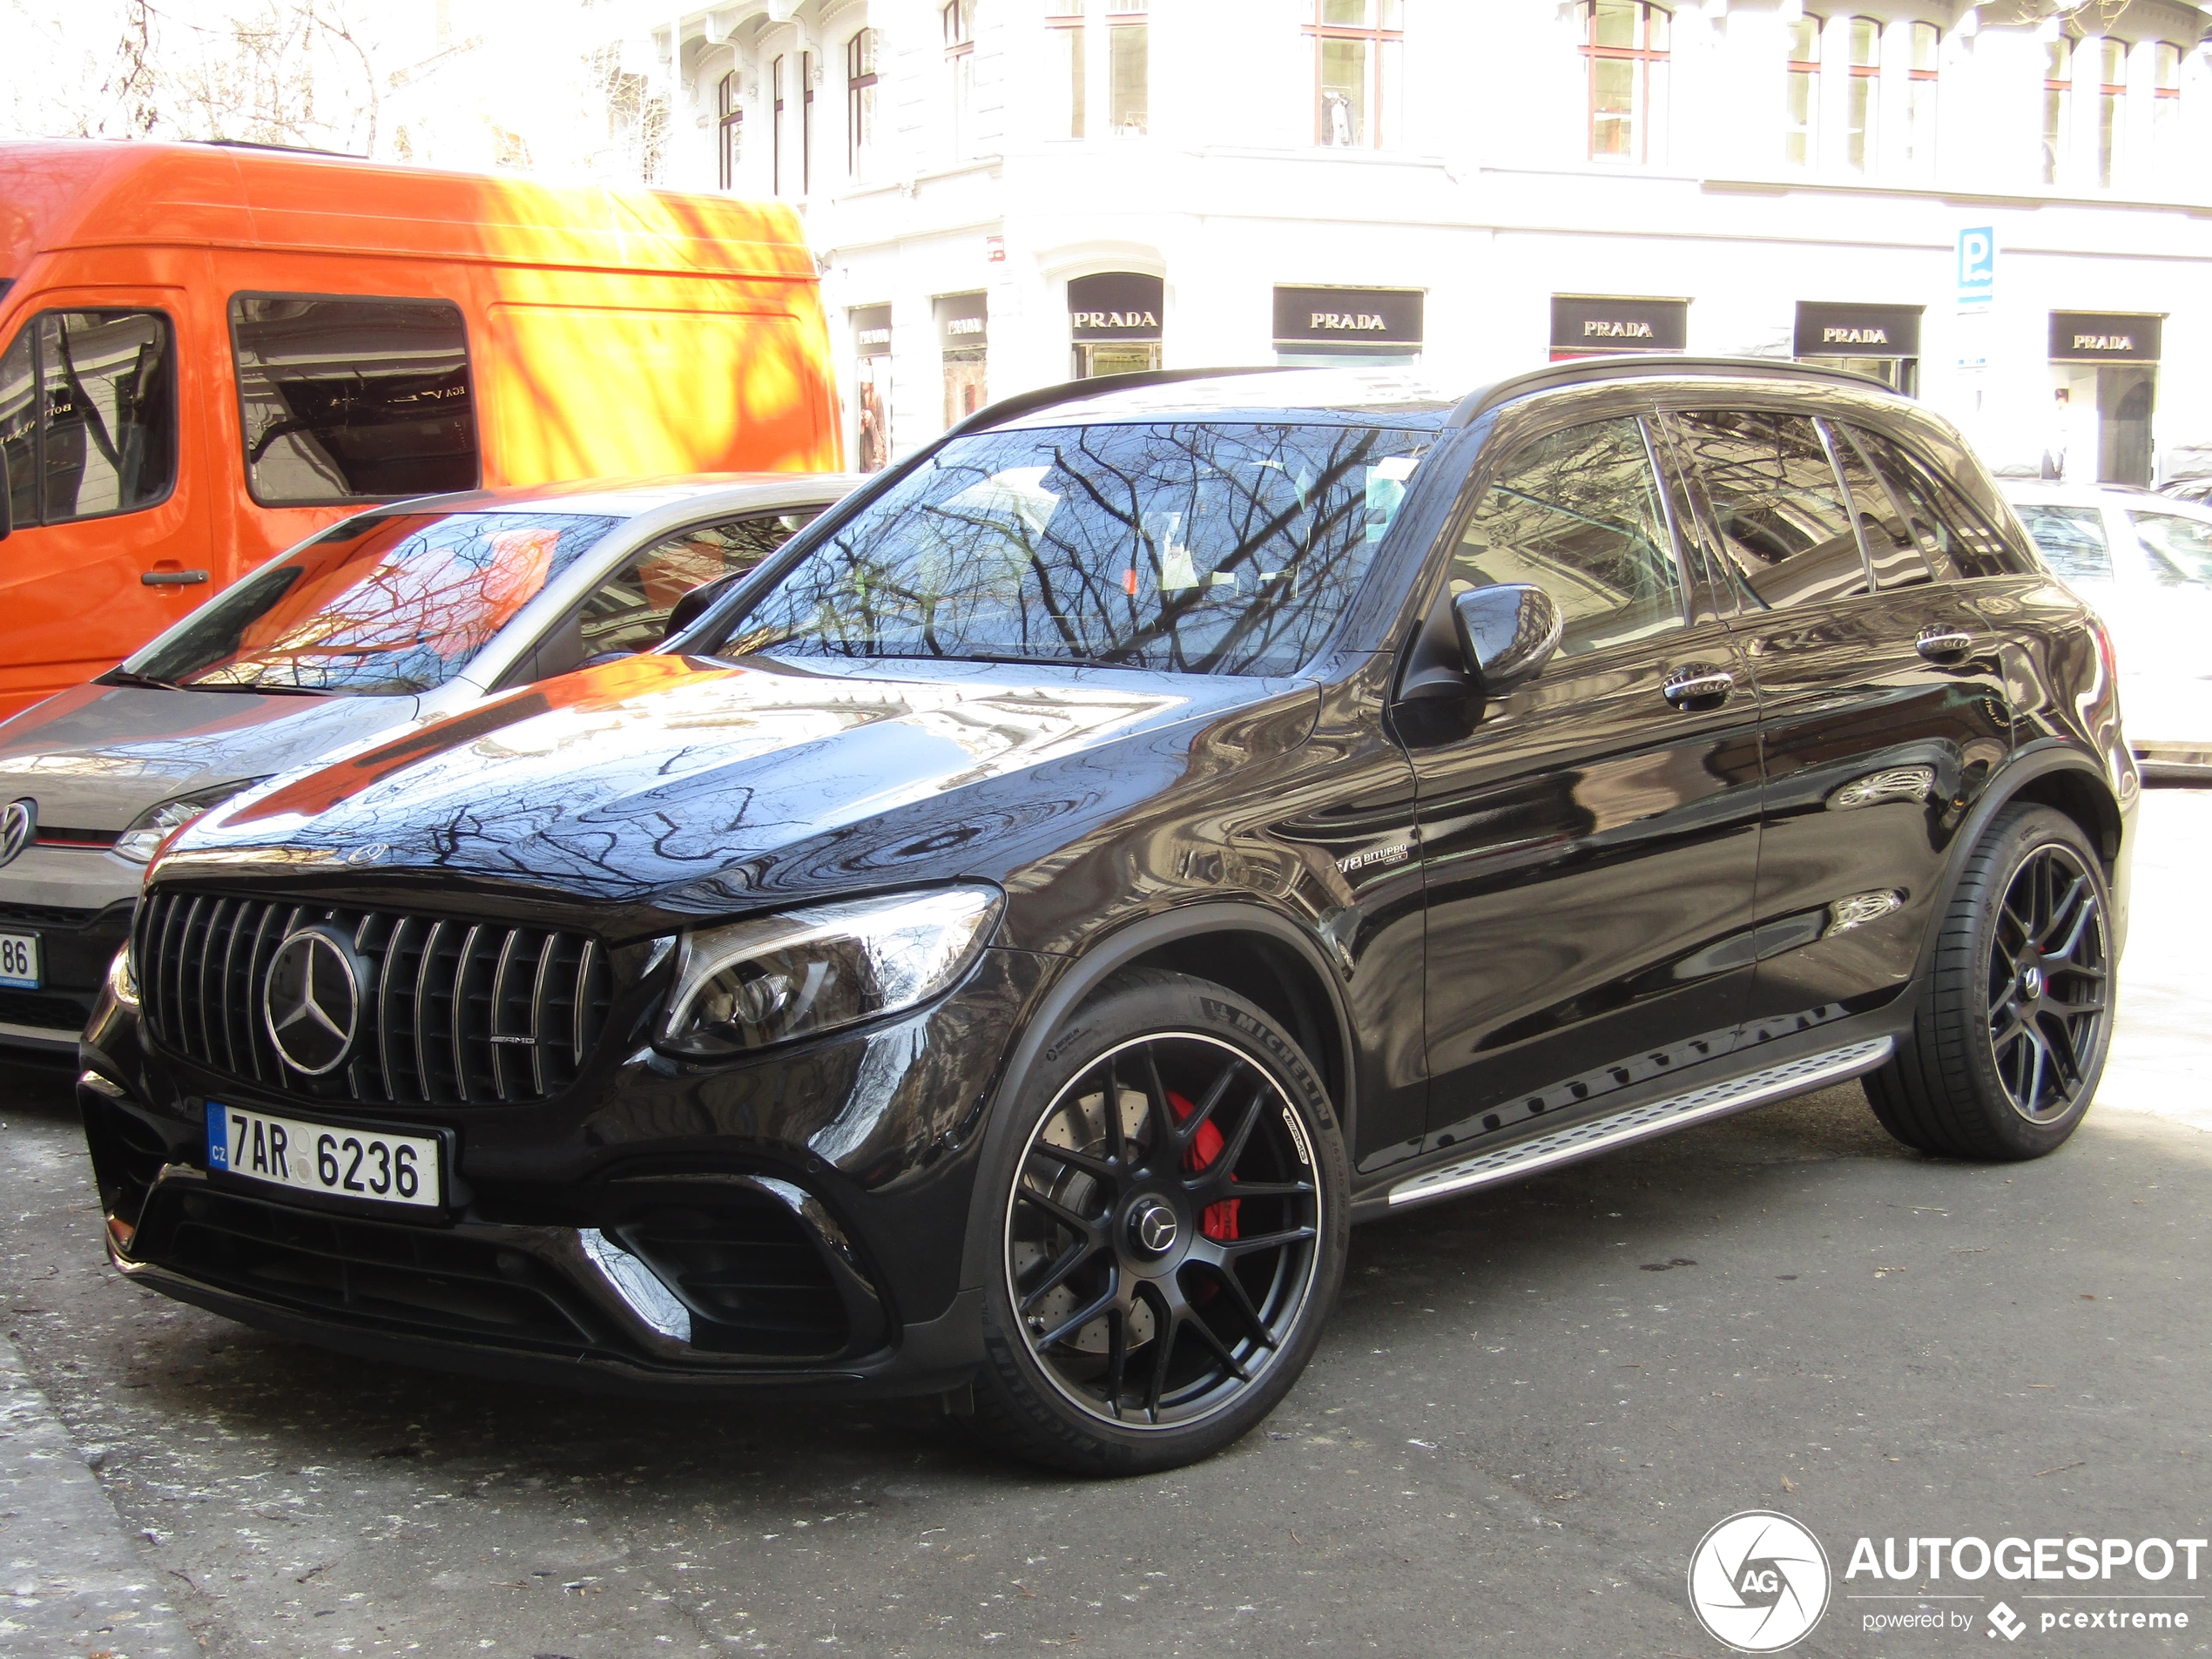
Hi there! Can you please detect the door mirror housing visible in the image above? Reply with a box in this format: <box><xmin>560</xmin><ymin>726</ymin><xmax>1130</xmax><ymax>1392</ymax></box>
<box><xmin>1452</xmin><ymin>583</ymin><xmax>1562</xmax><ymax>699</ymax></box>
<box><xmin>664</xmin><ymin>570</ymin><xmax>742</xmax><ymax>645</ymax></box>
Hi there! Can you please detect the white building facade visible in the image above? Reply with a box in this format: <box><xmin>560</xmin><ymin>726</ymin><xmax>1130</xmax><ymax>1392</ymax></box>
<box><xmin>640</xmin><ymin>0</ymin><xmax>2212</xmax><ymax>485</ymax></box>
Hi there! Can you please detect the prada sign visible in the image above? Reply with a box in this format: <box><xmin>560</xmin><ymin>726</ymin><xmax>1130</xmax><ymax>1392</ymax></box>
<box><xmin>935</xmin><ymin>291</ymin><xmax>988</xmax><ymax>350</ymax></box>
<box><xmin>852</xmin><ymin>303</ymin><xmax>891</xmax><ymax>353</ymax></box>
<box><xmin>1550</xmin><ymin>294</ymin><xmax>1688</xmax><ymax>354</ymax></box>
<box><xmin>1795</xmin><ymin>301</ymin><xmax>1922</xmax><ymax>359</ymax></box>
<box><xmin>1069</xmin><ymin>272</ymin><xmax>1163</xmax><ymax>341</ymax></box>
<box><xmin>1273</xmin><ymin>286</ymin><xmax>1424</xmax><ymax>353</ymax></box>
<box><xmin>2049</xmin><ymin>312</ymin><xmax>2161</xmax><ymax>362</ymax></box>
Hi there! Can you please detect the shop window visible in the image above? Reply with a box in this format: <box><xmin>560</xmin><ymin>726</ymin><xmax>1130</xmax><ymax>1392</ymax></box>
<box><xmin>0</xmin><ymin>309</ymin><xmax>177</xmax><ymax>529</ymax></box>
<box><xmin>2151</xmin><ymin>42</ymin><xmax>2182</xmax><ymax>168</ymax></box>
<box><xmin>1109</xmin><ymin>0</ymin><xmax>1148</xmax><ymax>136</ymax></box>
<box><xmin>230</xmin><ymin>295</ymin><xmax>475</xmax><ymax>507</ymax></box>
<box><xmin>1048</xmin><ymin>3</ymin><xmax>1086</xmax><ymax>138</ymax></box>
<box><xmin>1669</xmin><ymin>409</ymin><xmax>1871</xmax><ymax>610</ymax></box>
<box><xmin>1844</xmin><ymin>17</ymin><xmax>1879</xmax><ymax>172</ymax></box>
<box><xmin>1584</xmin><ymin>1</ymin><xmax>1670</xmax><ymax>165</ymax></box>
<box><xmin>1308</xmin><ymin>0</ymin><xmax>1404</xmax><ymax>149</ymax></box>
<box><xmin>1785</xmin><ymin>13</ymin><xmax>1823</xmax><ymax>169</ymax></box>
<box><xmin>1903</xmin><ymin>22</ymin><xmax>1939</xmax><ymax>172</ymax></box>
<box><xmin>2095</xmin><ymin>37</ymin><xmax>2126</xmax><ymax>187</ymax></box>
<box><xmin>2041</xmin><ymin>37</ymin><xmax>2073</xmax><ymax>185</ymax></box>
<box><xmin>772</xmin><ymin>54</ymin><xmax>787</xmax><ymax>196</ymax></box>
<box><xmin>717</xmin><ymin>71</ymin><xmax>743</xmax><ymax>191</ymax></box>
<box><xmin>847</xmin><ymin>30</ymin><xmax>879</xmax><ymax>179</ymax></box>
<box><xmin>945</xmin><ymin>0</ymin><xmax>976</xmax><ymax>159</ymax></box>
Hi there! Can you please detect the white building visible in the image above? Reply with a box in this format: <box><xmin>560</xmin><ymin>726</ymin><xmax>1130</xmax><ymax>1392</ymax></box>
<box><xmin>637</xmin><ymin>0</ymin><xmax>2212</xmax><ymax>485</ymax></box>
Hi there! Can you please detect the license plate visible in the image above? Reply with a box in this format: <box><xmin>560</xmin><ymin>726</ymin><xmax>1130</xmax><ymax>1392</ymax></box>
<box><xmin>0</xmin><ymin>931</ymin><xmax>37</xmax><ymax>989</ymax></box>
<box><xmin>205</xmin><ymin>1103</ymin><xmax>442</xmax><ymax>1210</ymax></box>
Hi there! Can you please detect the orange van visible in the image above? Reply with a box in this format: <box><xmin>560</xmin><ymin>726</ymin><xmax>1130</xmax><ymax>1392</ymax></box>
<box><xmin>0</xmin><ymin>139</ymin><xmax>840</xmax><ymax>718</ymax></box>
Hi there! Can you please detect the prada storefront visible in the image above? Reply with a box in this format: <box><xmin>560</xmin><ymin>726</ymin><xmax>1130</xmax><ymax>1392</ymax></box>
<box><xmin>934</xmin><ymin>292</ymin><xmax>988</xmax><ymax>427</ymax></box>
<box><xmin>1069</xmin><ymin>272</ymin><xmax>1163</xmax><ymax>379</ymax></box>
<box><xmin>1273</xmin><ymin>286</ymin><xmax>1424</xmax><ymax>368</ymax></box>
<box><xmin>1549</xmin><ymin>294</ymin><xmax>1689</xmax><ymax>361</ymax></box>
<box><xmin>1794</xmin><ymin>301</ymin><xmax>1924</xmax><ymax>397</ymax></box>
<box><xmin>851</xmin><ymin>304</ymin><xmax>893</xmax><ymax>473</ymax></box>
<box><xmin>2048</xmin><ymin>311</ymin><xmax>2162</xmax><ymax>489</ymax></box>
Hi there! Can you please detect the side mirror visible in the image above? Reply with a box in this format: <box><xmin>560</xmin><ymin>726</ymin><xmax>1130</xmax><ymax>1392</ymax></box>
<box><xmin>664</xmin><ymin>570</ymin><xmax>741</xmax><ymax>645</ymax></box>
<box><xmin>1451</xmin><ymin>583</ymin><xmax>1562</xmax><ymax>699</ymax></box>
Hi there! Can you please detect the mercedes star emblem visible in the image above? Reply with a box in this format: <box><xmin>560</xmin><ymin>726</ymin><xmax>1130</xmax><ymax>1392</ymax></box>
<box><xmin>0</xmin><ymin>799</ymin><xmax>35</xmax><ymax>869</ymax></box>
<box><xmin>1132</xmin><ymin>1199</ymin><xmax>1179</xmax><ymax>1257</ymax></box>
<box><xmin>262</xmin><ymin>926</ymin><xmax>363</xmax><ymax>1076</ymax></box>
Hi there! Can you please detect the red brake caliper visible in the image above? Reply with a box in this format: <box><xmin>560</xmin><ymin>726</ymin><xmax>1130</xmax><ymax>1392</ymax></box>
<box><xmin>1168</xmin><ymin>1089</ymin><xmax>1240</xmax><ymax>1241</ymax></box>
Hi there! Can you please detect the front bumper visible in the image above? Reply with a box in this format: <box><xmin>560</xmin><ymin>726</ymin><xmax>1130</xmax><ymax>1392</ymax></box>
<box><xmin>0</xmin><ymin>856</ymin><xmax>135</xmax><ymax>1053</ymax></box>
<box><xmin>78</xmin><ymin>944</ymin><xmax>1049</xmax><ymax>1399</ymax></box>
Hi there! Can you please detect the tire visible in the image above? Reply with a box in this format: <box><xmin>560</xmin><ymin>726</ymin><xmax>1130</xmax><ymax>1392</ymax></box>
<box><xmin>1864</xmin><ymin>803</ymin><xmax>2114</xmax><ymax>1160</ymax></box>
<box><xmin>961</xmin><ymin>968</ymin><xmax>1350</xmax><ymax>1474</ymax></box>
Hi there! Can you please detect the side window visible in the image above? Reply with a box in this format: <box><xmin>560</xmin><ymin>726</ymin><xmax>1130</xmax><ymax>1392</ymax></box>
<box><xmin>1669</xmin><ymin>409</ymin><xmax>1869</xmax><ymax>610</ymax></box>
<box><xmin>2128</xmin><ymin>512</ymin><xmax>2212</xmax><ymax>591</ymax></box>
<box><xmin>230</xmin><ymin>293</ymin><xmax>477</xmax><ymax>506</ymax></box>
<box><xmin>1453</xmin><ymin>416</ymin><xmax>1684</xmax><ymax>658</ymax></box>
<box><xmin>0</xmin><ymin>310</ymin><xmax>178</xmax><ymax>529</ymax></box>
<box><xmin>1847</xmin><ymin>427</ymin><xmax>2020</xmax><ymax>579</ymax></box>
<box><xmin>1828</xmin><ymin>421</ymin><xmax>1932</xmax><ymax>589</ymax></box>
<box><xmin>2015</xmin><ymin>504</ymin><xmax>2114</xmax><ymax>585</ymax></box>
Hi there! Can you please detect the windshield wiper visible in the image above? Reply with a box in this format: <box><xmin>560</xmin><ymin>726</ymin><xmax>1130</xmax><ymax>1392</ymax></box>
<box><xmin>98</xmin><ymin>668</ymin><xmax>185</xmax><ymax>691</ymax></box>
<box><xmin>868</xmin><ymin>650</ymin><xmax>1142</xmax><ymax>672</ymax></box>
<box><xmin>177</xmin><ymin>682</ymin><xmax>334</xmax><ymax>697</ymax></box>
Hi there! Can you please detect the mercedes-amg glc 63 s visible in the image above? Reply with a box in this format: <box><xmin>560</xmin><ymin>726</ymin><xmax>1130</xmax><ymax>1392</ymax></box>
<box><xmin>78</xmin><ymin>360</ymin><xmax>2134</xmax><ymax>1473</ymax></box>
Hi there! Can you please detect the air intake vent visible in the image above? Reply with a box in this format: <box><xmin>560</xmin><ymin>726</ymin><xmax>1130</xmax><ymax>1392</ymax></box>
<box><xmin>135</xmin><ymin>891</ymin><xmax>611</xmax><ymax>1105</ymax></box>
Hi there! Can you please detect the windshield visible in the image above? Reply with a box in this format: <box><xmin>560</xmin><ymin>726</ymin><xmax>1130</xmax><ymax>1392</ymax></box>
<box><xmin>713</xmin><ymin>421</ymin><xmax>1432</xmax><ymax>676</ymax></box>
<box><xmin>2129</xmin><ymin>511</ymin><xmax>2212</xmax><ymax>590</ymax></box>
<box><xmin>125</xmin><ymin>510</ymin><xmax>620</xmax><ymax>695</ymax></box>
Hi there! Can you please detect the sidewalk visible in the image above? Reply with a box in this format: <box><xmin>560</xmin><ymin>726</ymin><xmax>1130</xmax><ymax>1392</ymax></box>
<box><xmin>0</xmin><ymin>1330</ymin><xmax>199</xmax><ymax>1657</ymax></box>
<box><xmin>2094</xmin><ymin>785</ymin><xmax>2212</xmax><ymax>1136</ymax></box>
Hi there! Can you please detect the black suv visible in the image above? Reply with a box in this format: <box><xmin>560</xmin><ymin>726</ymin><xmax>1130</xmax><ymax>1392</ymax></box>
<box><xmin>80</xmin><ymin>360</ymin><xmax>2134</xmax><ymax>1474</ymax></box>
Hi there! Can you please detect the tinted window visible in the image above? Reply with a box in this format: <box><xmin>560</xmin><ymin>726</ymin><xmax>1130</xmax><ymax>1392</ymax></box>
<box><xmin>0</xmin><ymin>310</ymin><xmax>177</xmax><ymax>528</ymax></box>
<box><xmin>2129</xmin><ymin>511</ymin><xmax>2212</xmax><ymax>590</ymax></box>
<box><xmin>716</xmin><ymin>422</ymin><xmax>1432</xmax><ymax>676</ymax></box>
<box><xmin>230</xmin><ymin>294</ymin><xmax>477</xmax><ymax>506</ymax></box>
<box><xmin>1453</xmin><ymin>417</ymin><xmax>1683</xmax><ymax>657</ymax></box>
<box><xmin>1830</xmin><ymin>421</ymin><xmax>1932</xmax><ymax>588</ymax></box>
<box><xmin>1849</xmin><ymin>427</ymin><xmax>2020</xmax><ymax>579</ymax></box>
<box><xmin>563</xmin><ymin>510</ymin><xmax>826</xmax><ymax>666</ymax></box>
<box><xmin>2014</xmin><ymin>504</ymin><xmax>2114</xmax><ymax>585</ymax></box>
<box><xmin>127</xmin><ymin>510</ymin><xmax>618</xmax><ymax>694</ymax></box>
<box><xmin>1671</xmin><ymin>410</ymin><xmax>1870</xmax><ymax>610</ymax></box>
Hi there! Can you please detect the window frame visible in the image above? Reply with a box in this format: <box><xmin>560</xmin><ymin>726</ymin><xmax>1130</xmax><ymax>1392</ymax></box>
<box><xmin>2094</xmin><ymin>37</ymin><xmax>2126</xmax><ymax>187</ymax></box>
<box><xmin>1903</xmin><ymin>21</ymin><xmax>1939</xmax><ymax>172</ymax></box>
<box><xmin>1108</xmin><ymin>0</ymin><xmax>1150</xmax><ymax>137</ymax></box>
<box><xmin>945</xmin><ymin>0</ymin><xmax>976</xmax><ymax>158</ymax></box>
<box><xmin>846</xmin><ymin>29</ymin><xmax>879</xmax><ymax>176</ymax></box>
<box><xmin>1047</xmin><ymin>2</ymin><xmax>1087</xmax><ymax>139</ymax></box>
<box><xmin>2042</xmin><ymin>35</ymin><xmax>2074</xmax><ymax>185</ymax></box>
<box><xmin>772</xmin><ymin>53</ymin><xmax>787</xmax><ymax>196</ymax></box>
<box><xmin>717</xmin><ymin>69</ymin><xmax>743</xmax><ymax>191</ymax></box>
<box><xmin>1785</xmin><ymin>12</ymin><xmax>1824</xmax><ymax>170</ymax></box>
<box><xmin>1306</xmin><ymin>1</ymin><xmax>1406</xmax><ymax>151</ymax></box>
<box><xmin>1583</xmin><ymin>1</ymin><xmax>1673</xmax><ymax>165</ymax></box>
<box><xmin>1</xmin><ymin>307</ymin><xmax>182</xmax><ymax>531</ymax></box>
<box><xmin>1844</xmin><ymin>16</ymin><xmax>1880</xmax><ymax>173</ymax></box>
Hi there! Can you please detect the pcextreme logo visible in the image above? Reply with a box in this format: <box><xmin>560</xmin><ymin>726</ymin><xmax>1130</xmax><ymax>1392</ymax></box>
<box><xmin>1688</xmin><ymin>1511</ymin><xmax>1832</xmax><ymax>1652</ymax></box>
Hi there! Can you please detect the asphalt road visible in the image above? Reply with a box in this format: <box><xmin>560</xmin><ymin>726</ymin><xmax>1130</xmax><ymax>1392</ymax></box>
<box><xmin>3</xmin><ymin>789</ymin><xmax>2207</xmax><ymax>1659</ymax></box>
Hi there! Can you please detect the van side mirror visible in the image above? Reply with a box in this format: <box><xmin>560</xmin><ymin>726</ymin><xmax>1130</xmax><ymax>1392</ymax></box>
<box><xmin>1452</xmin><ymin>583</ymin><xmax>1562</xmax><ymax>698</ymax></box>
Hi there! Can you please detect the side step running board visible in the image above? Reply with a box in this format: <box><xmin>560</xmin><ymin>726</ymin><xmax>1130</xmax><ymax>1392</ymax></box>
<box><xmin>1387</xmin><ymin>1037</ymin><xmax>1893</xmax><ymax>1210</ymax></box>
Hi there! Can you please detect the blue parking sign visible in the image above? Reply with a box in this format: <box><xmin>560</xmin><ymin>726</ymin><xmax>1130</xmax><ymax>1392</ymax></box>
<box><xmin>1957</xmin><ymin>227</ymin><xmax>1995</xmax><ymax>306</ymax></box>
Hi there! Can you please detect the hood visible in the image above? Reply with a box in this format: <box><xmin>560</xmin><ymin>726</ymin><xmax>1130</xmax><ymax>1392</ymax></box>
<box><xmin>0</xmin><ymin>683</ymin><xmax>420</xmax><ymax>831</ymax></box>
<box><xmin>165</xmin><ymin>653</ymin><xmax>1316</xmax><ymax>922</ymax></box>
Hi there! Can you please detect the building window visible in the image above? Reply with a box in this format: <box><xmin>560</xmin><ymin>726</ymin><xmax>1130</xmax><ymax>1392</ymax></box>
<box><xmin>945</xmin><ymin>0</ymin><xmax>976</xmax><ymax>158</ymax></box>
<box><xmin>1307</xmin><ymin>1</ymin><xmax>1404</xmax><ymax>149</ymax></box>
<box><xmin>717</xmin><ymin>70</ymin><xmax>742</xmax><ymax>190</ymax></box>
<box><xmin>1584</xmin><ymin>2</ymin><xmax>1670</xmax><ymax>164</ymax></box>
<box><xmin>847</xmin><ymin>29</ymin><xmax>879</xmax><ymax>178</ymax></box>
<box><xmin>2152</xmin><ymin>40</ymin><xmax>2182</xmax><ymax>166</ymax></box>
<box><xmin>2041</xmin><ymin>36</ymin><xmax>2072</xmax><ymax>185</ymax></box>
<box><xmin>802</xmin><ymin>50</ymin><xmax>815</xmax><ymax>193</ymax></box>
<box><xmin>1049</xmin><ymin>2</ymin><xmax>1086</xmax><ymax>138</ymax></box>
<box><xmin>1844</xmin><ymin>17</ymin><xmax>1879</xmax><ymax>172</ymax></box>
<box><xmin>1109</xmin><ymin>0</ymin><xmax>1148</xmax><ymax>136</ymax></box>
<box><xmin>1903</xmin><ymin>22</ymin><xmax>1939</xmax><ymax>172</ymax></box>
<box><xmin>1785</xmin><ymin>13</ymin><xmax>1823</xmax><ymax>169</ymax></box>
<box><xmin>2094</xmin><ymin>37</ymin><xmax>2125</xmax><ymax>187</ymax></box>
<box><xmin>772</xmin><ymin>53</ymin><xmax>786</xmax><ymax>196</ymax></box>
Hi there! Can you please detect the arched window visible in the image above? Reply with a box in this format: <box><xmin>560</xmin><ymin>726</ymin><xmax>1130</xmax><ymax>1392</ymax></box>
<box><xmin>1903</xmin><ymin>22</ymin><xmax>1939</xmax><ymax>172</ymax></box>
<box><xmin>2041</xmin><ymin>36</ymin><xmax>2073</xmax><ymax>185</ymax></box>
<box><xmin>1784</xmin><ymin>14</ymin><xmax>1824</xmax><ymax>168</ymax></box>
<box><xmin>1583</xmin><ymin>1</ymin><xmax>1671</xmax><ymax>165</ymax></box>
<box><xmin>1844</xmin><ymin>17</ymin><xmax>1879</xmax><ymax>172</ymax></box>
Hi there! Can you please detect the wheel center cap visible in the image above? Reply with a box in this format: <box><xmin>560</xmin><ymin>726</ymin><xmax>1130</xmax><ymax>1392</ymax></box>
<box><xmin>2020</xmin><ymin>962</ymin><xmax>2045</xmax><ymax>1001</ymax></box>
<box><xmin>1129</xmin><ymin>1199</ymin><xmax>1179</xmax><ymax>1258</ymax></box>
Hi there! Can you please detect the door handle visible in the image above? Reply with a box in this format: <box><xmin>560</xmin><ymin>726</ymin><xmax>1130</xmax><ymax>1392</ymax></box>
<box><xmin>1662</xmin><ymin>667</ymin><xmax>1735</xmax><ymax>708</ymax></box>
<box><xmin>142</xmin><ymin>570</ymin><xmax>209</xmax><ymax>587</ymax></box>
<box><xmin>1915</xmin><ymin>627</ymin><xmax>1973</xmax><ymax>661</ymax></box>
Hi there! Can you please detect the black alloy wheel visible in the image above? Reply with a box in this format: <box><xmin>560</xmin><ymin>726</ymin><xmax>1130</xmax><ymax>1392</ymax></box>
<box><xmin>1865</xmin><ymin>803</ymin><xmax>2114</xmax><ymax>1160</ymax></box>
<box><xmin>968</xmin><ymin>970</ymin><xmax>1348</xmax><ymax>1473</ymax></box>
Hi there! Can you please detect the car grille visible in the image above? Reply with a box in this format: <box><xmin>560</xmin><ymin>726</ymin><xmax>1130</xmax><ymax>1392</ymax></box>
<box><xmin>616</xmin><ymin>1201</ymin><xmax>851</xmax><ymax>1358</ymax></box>
<box><xmin>135</xmin><ymin>891</ymin><xmax>612</xmax><ymax>1105</ymax></box>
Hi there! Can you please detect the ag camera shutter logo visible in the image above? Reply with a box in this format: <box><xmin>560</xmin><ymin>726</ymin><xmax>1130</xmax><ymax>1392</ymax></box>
<box><xmin>1688</xmin><ymin>1510</ymin><xmax>1831</xmax><ymax>1651</ymax></box>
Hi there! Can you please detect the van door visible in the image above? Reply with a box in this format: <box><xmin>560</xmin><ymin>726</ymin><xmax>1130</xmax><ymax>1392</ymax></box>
<box><xmin>0</xmin><ymin>293</ymin><xmax>206</xmax><ymax>715</ymax></box>
<box><xmin>0</xmin><ymin>293</ymin><xmax>207</xmax><ymax>721</ymax></box>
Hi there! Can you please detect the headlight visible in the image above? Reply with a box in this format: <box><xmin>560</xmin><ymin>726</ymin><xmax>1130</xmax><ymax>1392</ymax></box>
<box><xmin>107</xmin><ymin>940</ymin><xmax>138</xmax><ymax>1009</ymax></box>
<box><xmin>115</xmin><ymin>779</ymin><xmax>267</xmax><ymax>863</ymax></box>
<box><xmin>656</xmin><ymin>885</ymin><xmax>1001</xmax><ymax>1058</ymax></box>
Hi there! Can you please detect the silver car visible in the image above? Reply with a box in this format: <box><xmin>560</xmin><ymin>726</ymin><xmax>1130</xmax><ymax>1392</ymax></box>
<box><xmin>0</xmin><ymin>473</ymin><xmax>859</xmax><ymax>1059</ymax></box>
<box><xmin>2004</xmin><ymin>480</ymin><xmax>2212</xmax><ymax>779</ymax></box>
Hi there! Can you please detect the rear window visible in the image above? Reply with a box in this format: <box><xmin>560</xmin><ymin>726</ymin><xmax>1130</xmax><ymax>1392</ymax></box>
<box><xmin>125</xmin><ymin>510</ymin><xmax>618</xmax><ymax>695</ymax></box>
<box><xmin>2014</xmin><ymin>504</ymin><xmax>2114</xmax><ymax>585</ymax></box>
<box><xmin>230</xmin><ymin>293</ymin><xmax>478</xmax><ymax>506</ymax></box>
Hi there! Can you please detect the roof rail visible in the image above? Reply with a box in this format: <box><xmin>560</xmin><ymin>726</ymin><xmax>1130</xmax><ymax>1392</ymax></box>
<box><xmin>946</xmin><ymin>365</ymin><xmax>1286</xmax><ymax>440</ymax></box>
<box><xmin>1444</xmin><ymin>354</ymin><xmax>1898</xmax><ymax>428</ymax></box>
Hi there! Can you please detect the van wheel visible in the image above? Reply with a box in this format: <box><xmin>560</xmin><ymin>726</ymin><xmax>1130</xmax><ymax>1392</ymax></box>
<box><xmin>1865</xmin><ymin>805</ymin><xmax>2114</xmax><ymax>1160</ymax></box>
<box><xmin>963</xmin><ymin>969</ymin><xmax>1349</xmax><ymax>1474</ymax></box>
